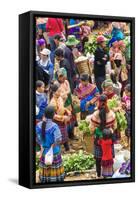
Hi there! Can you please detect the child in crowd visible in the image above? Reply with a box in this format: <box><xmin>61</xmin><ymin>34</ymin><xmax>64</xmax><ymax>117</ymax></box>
<box><xmin>36</xmin><ymin>80</ymin><xmax>48</xmax><ymax>123</ymax></box>
<box><xmin>98</xmin><ymin>128</ymin><xmax>115</xmax><ymax>178</ymax></box>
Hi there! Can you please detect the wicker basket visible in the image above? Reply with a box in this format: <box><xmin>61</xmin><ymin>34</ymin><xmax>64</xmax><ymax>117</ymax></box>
<box><xmin>83</xmin><ymin>135</ymin><xmax>94</xmax><ymax>154</ymax></box>
<box><xmin>75</xmin><ymin>57</ymin><xmax>92</xmax><ymax>75</ymax></box>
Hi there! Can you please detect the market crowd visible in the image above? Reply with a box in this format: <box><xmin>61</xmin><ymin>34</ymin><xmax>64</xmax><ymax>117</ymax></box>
<box><xmin>35</xmin><ymin>18</ymin><xmax>131</xmax><ymax>183</ymax></box>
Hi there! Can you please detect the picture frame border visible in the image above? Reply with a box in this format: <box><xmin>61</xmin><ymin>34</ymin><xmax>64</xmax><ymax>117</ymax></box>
<box><xmin>19</xmin><ymin>10</ymin><xmax>135</xmax><ymax>189</ymax></box>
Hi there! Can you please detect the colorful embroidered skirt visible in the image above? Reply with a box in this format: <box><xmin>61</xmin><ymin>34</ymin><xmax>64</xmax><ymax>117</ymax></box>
<box><xmin>39</xmin><ymin>151</ymin><xmax>65</xmax><ymax>183</ymax></box>
<box><xmin>101</xmin><ymin>159</ymin><xmax>114</xmax><ymax>177</ymax></box>
<box><xmin>56</xmin><ymin>122</ymin><xmax>68</xmax><ymax>144</ymax></box>
<box><xmin>102</xmin><ymin>166</ymin><xmax>114</xmax><ymax>177</ymax></box>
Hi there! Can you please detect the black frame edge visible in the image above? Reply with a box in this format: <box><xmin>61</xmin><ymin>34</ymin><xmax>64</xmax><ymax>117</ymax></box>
<box><xmin>19</xmin><ymin>11</ymin><xmax>32</xmax><ymax>188</ymax></box>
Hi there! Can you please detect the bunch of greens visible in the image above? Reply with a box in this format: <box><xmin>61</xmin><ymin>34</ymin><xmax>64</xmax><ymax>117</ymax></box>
<box><xmin>115</xmin><ymin>111</ymin><xmax>127</xmax><ymax>131</ymax></box>
<box><xmin>123</xmin><ymin>36</ymin><xmax>131</xmax><ymax>62</ymax></box>
<box><xmin>78</xmin><ymin>120</ymin><xmax>91</xmax><ymax>136</ymax></box>
<box><xmin>84</xmin><ymin>33</ymin><xmax>110</xmax><ymax>56</ymax></box>
<box><xmin>84</xmin><ymin>35</ymin><xmax>97</xmax><ymax>55</ymax></box>
<box><xmin>123</xmin><ymin>36</ymin><xmax>130</xmax><ymax>48</ymax></box>
<box><xmin>107</xmin><ymin>97</ymin><xmax>127</xmax><ymax>131</ymax></box>
<box><xmin>104</xmin><ymin>39</ymin><xmax>110</xmax><ymax>52</ymax></box>
<box><xmin>62</xmin><ymin>150</ymin><xmax>95</xmax><ymax>173</ymax></box>
<box><xmin>107</xmin><ymin>96</ymin><xmax>119</xmax><ymax>110</ymax></box>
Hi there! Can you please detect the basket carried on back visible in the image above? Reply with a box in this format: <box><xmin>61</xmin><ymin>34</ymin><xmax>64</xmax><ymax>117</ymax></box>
<box><xmin>75</xmin><ymin>56</ymin><xmax>92</xmax><ymax>75</ymax></box>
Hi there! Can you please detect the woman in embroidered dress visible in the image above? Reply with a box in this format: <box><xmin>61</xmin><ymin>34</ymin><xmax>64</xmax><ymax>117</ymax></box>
<box><xmin>102</xmin><ymin>79</ymin><xmax>123</xmax><ymax>140</ymax></box>
<box><xmin>102</xmin><ymin>79</ymin><xmax>116</xmax><ymax>100</ymax></box>
<box><xmin>57</xmin><ymin>68</ymin><xmax>77</xmax><ymax>140</ymax></box>
<box><xmin>49</xmin><ymin>83</ymin><xmax>71</xmax><ymax>151</ymax></box>
<box><xmin>36</xmin><ymin>106</ymin><xmax>65</xmax><ymax>183</ymax></box>
<box><xmin>76</xmin><ymin>73</ymin><xmax>99</xmax><ymax>120</ymax></box>
<box><xmin>90</xmin><ymin>94</ymin><xmax>116</xmax><ymax>178</ymax></box>
<box><xmin>56</xmin><ymin>68</ymin><xmax>71</xmax><ymax>106</ymax></box>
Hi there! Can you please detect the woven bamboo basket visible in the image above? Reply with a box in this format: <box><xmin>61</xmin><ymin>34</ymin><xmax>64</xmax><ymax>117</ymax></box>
<box><xmin>75</xmin><ymin>57</ymin><xmax>92</xmax><ymax>75</ymax></box>
<box><xmin>83</xmin><ymin>135</ymin><xmax>94</xmax><ymax>154</ymax></box>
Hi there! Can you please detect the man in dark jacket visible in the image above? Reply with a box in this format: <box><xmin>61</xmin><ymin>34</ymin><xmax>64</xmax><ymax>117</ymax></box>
<box><xmin>55</xmin><ymin>48</ymin><xmax>76</xmax><ymax>92</ymax></box>
<box><xmin>94</xmin><ymin>36</ymin><xmax>109</xmax><ymax>93</ymax></box>
<box><xmin>54</xmin><ymin>34</ymin><xmax>76</xmax><ymax>76</ymax></box>
<box><xmin>36</xmin><ymin>64</ymin><xmax>50</xmax><ymax>86</ymax></box>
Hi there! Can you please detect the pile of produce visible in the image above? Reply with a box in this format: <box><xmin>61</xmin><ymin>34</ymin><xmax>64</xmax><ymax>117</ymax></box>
<box><xmin>62</xmin><ymin>150</ymin><xmax>95</xmax><ymax>173</ymax></box>
<box><xmin>123</xmin><ymin>36</ymin><xmax>131</xmax><ymax>62</ymax></box>
<box><xmin>115</xmin><ymin>111</ymin><xmax>127</xmax><ymax>131</ymax></box>
<box><xmin>107</xmin><ymin>96</ymin><xmax>119</xmax><ymax>109</ymax></box>
<box><xmin>84</xmin><ymin>35</ymin><xmax>97</xmax><ymax>55</ymax></box>
<box><xmin>85</xmin><ymin>32</ymin><xmax>111</xmax><ymax>55</ymax></box>
<box><xmin>78</xmin><ymin>120</ymin><xmax>91</xmax><ymax>136</ymax></box>
<box><xmin>107</xmin><ymin>97</ymin><xmax>127</xmax><ymax>131</ymax></box>
<box><xmin>123</xmin><ymin>36</ymin><xmax>130</xmax><ymax>48</ymax></box>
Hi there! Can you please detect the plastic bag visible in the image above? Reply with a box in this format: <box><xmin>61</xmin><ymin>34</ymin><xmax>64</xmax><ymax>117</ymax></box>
<box><xmin>112</xmin><ymin>169</ymin><xmax>130</xmax><ymax>178</ymax></box>
<box><xmin>36</xmin><ymin>106</ymin><xmax>39</xmax><ymax>115</ymax></box>
<box><xmin>44</xmin><ymin>146</ymin><xmax>53</xmax><ymax>166</ymax></box>
<box><xmin>113</xmin><ymin>150</ymin><xmax>130</xmax><ymax>172</ymax></box>
<box><xmin>114</xmin><ymin>144</ymin><xmax>123</xmax><ymax>154</ymax></box>
<box><xmin>113</xmin><ymin>154</ymin><xmax>125</xmax><ymax>172</ymax></box>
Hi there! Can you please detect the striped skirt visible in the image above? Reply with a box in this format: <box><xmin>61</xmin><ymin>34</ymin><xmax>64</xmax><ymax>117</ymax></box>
<box><xmin>101</xmin><ymin>159</ymin><xmax>114</xmax><ymax>177</ymax></box>
<box><xmin>55</xmin><ymin>121</ymin><xmax>68</xmax><ymax>144</ymax></box>
<box><xmin>39</xmin><ymin>151</ymin><xmax>65</xmax><ymax>183</ymax></box>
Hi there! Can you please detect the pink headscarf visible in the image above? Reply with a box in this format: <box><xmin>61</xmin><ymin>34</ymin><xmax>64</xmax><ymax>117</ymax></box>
<box><xmin>118</xmin><ymin>40</ymin><xmax>126</xmax><ymax>48</ymax></box>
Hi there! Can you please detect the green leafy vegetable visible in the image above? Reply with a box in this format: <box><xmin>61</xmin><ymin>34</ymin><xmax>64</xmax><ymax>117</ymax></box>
<box><xmin>84</xmin><ymin>35</ymin><xmax>97</xmax><ymax>55</ymax></box>
<box><xmin>107</xmin><ymin>96</ymin><xmax>119</xmax><ymax>109</ymax></box>
<box><xmin>107</xmin><ymin>97</ymin><xmax>127</xmax><ymax>131</ymax></box>
<box><xmin>78</xmin><ymin>120</ymin><xmax>91</xmax><ymax>136</ymax></box>
<box><xmin>115</xmin><ymin>111</ymin><xmax>127</xmax><ymax>131</ymax></box>
<box><xmin>62</xmin><ymin>150</ymin><xmax>95</xmax><ymax>173</ymax></box>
